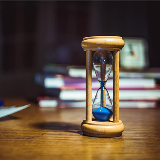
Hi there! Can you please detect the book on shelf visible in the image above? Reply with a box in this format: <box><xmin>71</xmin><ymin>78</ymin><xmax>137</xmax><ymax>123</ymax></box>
<box><xmin>42</xmin><ymin>64</ymin><xmax>160</xmax><ymax>79</ymax></box>
<box><xmin>37</xmin><ymin>97</ymin><xmax>157</xmax><ymax>108</ymax></box>
<box><xmin>59</xmin><ymin>88</ymin><xmax>160</xmax><ymax>101</ymax></box>
<box><xmin>68</xmin><ymin>66</ymin><xmax>160</xmax><ymax>79</ymax></box>
<box><xmin>35</xmin><ymin>73</ymin><xmax>156</xmax><ymax>89</ymax></box>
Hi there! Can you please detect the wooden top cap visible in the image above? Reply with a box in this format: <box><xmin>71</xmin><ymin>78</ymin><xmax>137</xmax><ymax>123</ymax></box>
<box><xmin>81</xmin><ymin>36</ymin><xmax>125</xmax><ymax>51</ymax></box>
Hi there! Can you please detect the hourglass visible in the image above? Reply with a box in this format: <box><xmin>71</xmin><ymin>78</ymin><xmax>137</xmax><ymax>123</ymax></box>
<box><xmin>81</xmin><ymin>36</ymin><xmax>125</xmax><ymax>137</ymax></box>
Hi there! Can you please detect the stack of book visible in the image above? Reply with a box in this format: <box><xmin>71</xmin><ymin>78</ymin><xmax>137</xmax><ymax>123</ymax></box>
<box><xmin>35</xmin><ymin>65</ymin><xmax>160</xmax><ymax>108</ymax></box>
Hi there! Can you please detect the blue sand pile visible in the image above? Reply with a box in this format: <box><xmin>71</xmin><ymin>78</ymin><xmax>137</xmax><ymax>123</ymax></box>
<box><xmin>92</xmin><ymin>107</ymin><xmax>113</xmax><ymax>121</ymax></box>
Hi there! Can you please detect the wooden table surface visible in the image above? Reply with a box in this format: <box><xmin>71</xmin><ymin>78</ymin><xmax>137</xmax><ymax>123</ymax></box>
<box><xmin>0</xmin><ymin>98</ymin><xmax>160</xmax><ymax>160</ymax></box>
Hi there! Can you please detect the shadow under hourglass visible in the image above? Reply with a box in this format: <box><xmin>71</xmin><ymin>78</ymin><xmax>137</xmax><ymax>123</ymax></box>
<box><xmin>32</xmin><ymin>122</ymin><xmax>83</xmax><ymax>135</ymax></box>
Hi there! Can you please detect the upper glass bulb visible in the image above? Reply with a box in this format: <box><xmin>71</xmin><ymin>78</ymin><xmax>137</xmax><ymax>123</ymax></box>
<box><xmin>93</xmin><ymin>50</ymin><xmax>113</xmax><ymax>82</ymax></box>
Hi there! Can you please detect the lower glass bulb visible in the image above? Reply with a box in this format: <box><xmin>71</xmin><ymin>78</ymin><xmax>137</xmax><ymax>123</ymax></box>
<box><xmin>92</xmin><ymin>84</ymin><xmax>113</xmax><ymax>121</ymax></box>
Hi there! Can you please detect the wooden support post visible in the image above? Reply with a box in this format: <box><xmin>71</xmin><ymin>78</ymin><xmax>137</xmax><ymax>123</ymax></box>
<box><xmin>100</xmin><ymin>51</ymin><xmax>106</xmax><ymax>107</ymax></box>
<box><xmin>86</xmin><ymin>50</ymin><xmax>92</xmax><ymax>122</ymax></box>
<box><xmin>113</xmin><ymin>50</ymin><xmax>119</xmax><ymax>123</ymax></box>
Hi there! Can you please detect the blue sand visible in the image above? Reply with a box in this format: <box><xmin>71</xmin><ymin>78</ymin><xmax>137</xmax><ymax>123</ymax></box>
<box><xmin>92</xmin><ymin>107</ymin><xmax>113</xmax><ymax>121</ymax></box>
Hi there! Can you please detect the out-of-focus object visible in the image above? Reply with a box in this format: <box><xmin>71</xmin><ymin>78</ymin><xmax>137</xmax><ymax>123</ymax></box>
<box><xmin>0</xmin><ymin>105</ymin><xmax>29</xmax><ymax>118</ymax></box>
<box><xmin>0</xmin><ymin>100</ymin><xmax>4</xmax><ymax>106</ymax></box>
<box><xmin>120</xmin><ymin>37</ymin><xmax>149</xmax><ymax>69</ymax></box>
<box><xmin>59</xmin><ymin>88</ymin><xmax>160</xmax><ymax>101</ymax></box>
<box><xmin>35</xmin><ymin>67</ymin><xmax>160</xmax><ymax>108</ymax></box>
<box><xmin>35</xmin><ymin>74</ymin><xmax>156</xmax><ymax>89</ymax></box>
<box><xmin>37</xmin><ymin>97</ymin><xmax>157</xmax><ymax>108</ymax></box>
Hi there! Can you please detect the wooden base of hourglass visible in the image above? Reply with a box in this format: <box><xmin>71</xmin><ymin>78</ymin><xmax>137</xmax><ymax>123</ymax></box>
<box><xmin>81</xmin><ymin>120</ymin><xmax>124</xmax><ymax>138</ymax></box>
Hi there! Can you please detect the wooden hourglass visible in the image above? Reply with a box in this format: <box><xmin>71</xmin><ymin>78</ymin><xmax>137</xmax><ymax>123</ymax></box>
<box><xmin>81</xmin><ymin>36</ymin><xmax>125</xmax><ymax>137</ymax></box>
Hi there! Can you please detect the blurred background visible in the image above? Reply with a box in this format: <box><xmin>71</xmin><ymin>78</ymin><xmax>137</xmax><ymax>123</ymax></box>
<box><xmin>0</xmin><ymin>1</ymin><xmax>160</xmax><ymax>101</ymax></box>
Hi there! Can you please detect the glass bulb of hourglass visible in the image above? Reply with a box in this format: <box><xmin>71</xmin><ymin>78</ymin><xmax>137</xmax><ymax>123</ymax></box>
<box><xmin>92</xmin><ymin>50</ymin><xmax>113</xmax><ymax>121</ymax></box>
<box><xmin>93</xmin><ymin>50</ymin><xmax>113</xmax><ymax>82</ymax></box>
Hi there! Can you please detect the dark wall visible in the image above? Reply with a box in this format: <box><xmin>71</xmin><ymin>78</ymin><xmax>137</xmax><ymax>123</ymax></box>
<box><xmin>0</xmin><ymin>1</ymin><xmax>160</xmax><ymax>98</ymax></box>
<box><xmin>147</xmin><ymin>2</ymin><xmax>160</xmax><ymax>68</ymax></box>
<box><xmin>0</xmin><ymin>1</ymin><xmax>160</xmax><ymax>71</ymax></box>
<box><xmin>93</xmin><ymin>1</ymin><xmax>160</xmax><ymax>68</ymax></box>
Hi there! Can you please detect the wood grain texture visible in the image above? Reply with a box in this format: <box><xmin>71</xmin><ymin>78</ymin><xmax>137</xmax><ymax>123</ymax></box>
<box><xmin>0</xmin><ymin>98</ymin><xmax>160</xmax><ymax>160</ymax></box>
<box><xmin>86</xmin><ymin>50</ymin><xmax>92</xmax><ymax>123</ymax></box>
<box><xmin>100</xmin><ymin>50</ymin><xmax>106</xmax><ymax>107</ymax></box>
<box><xmin>81</xmin><ymin>120</ymin><xmax>124</xmax><ymax>137</ymax></box>
<box><xmin>81</xmin><ymin>36</ymin><xmax>125</xmax><ymax>51</ymax></box>
<box><xmin>113</xmin><ymin>50</ymin><xmax>120</xmax><ymax>123</ymax></box>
